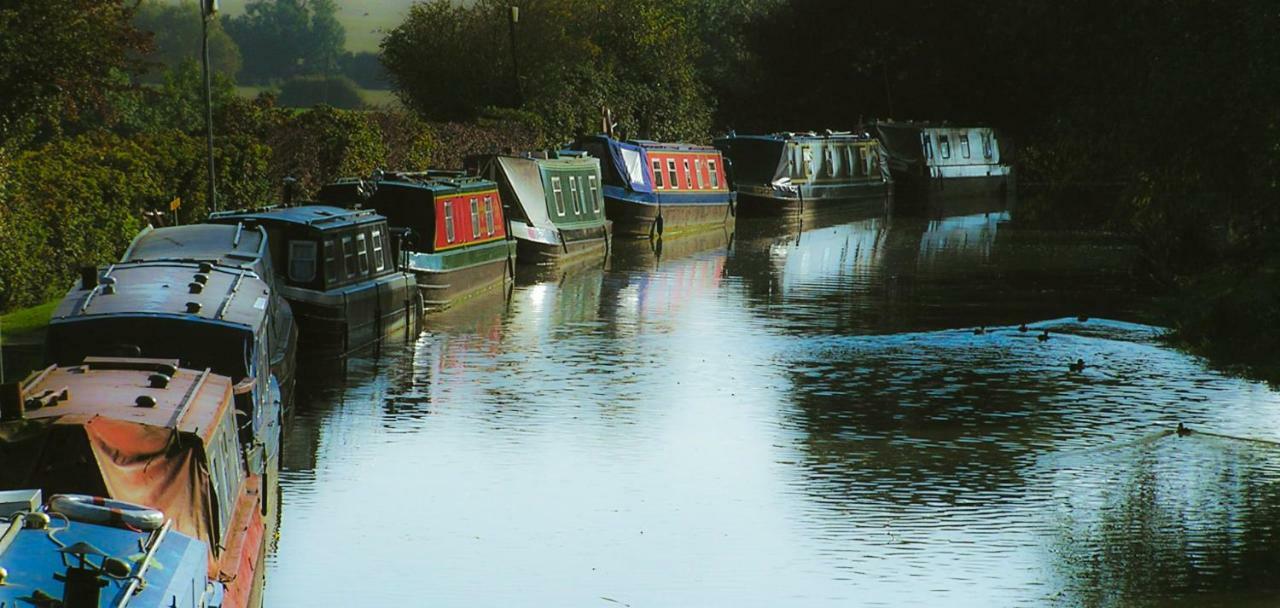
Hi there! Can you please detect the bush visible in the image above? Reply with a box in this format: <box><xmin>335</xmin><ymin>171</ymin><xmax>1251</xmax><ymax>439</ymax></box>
<box><xmin>278</xmin><ymin>76</ymin><xmax>365</xmax><ymax>110</ymax></box>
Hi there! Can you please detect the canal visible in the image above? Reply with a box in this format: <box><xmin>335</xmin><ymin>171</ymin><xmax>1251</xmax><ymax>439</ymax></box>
<box><xmin>267</xmin><ymin>198</ymin><xmax>1280</xmax><ymax>606</ymax></box>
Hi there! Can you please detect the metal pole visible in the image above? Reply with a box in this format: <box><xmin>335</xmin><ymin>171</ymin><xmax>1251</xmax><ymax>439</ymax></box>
<box><xmin>508</xmin><ymin>6</ymin><xmax>522</xmax><ymax>107</ymax></box>
<box><xmin>202</xmin><ymin>1</ymin><xmax>218</xmax><ymax>213</ymax></box>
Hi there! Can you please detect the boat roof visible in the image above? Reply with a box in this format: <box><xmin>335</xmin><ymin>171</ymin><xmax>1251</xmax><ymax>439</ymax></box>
<box><xmin>372</xmin><ymin>170</ymin><xmax>499</xmax><ymax>195</ymax></box>
<box><xmin>716</xmin><ymin>130</ymin><xmax>877</xmax><ymax>143</ymax></box>
<box><xmin>579</xmin><ymin>134</ymin><xmax>718</xmax><ymax>153</ymax></box>
<box><xmin>121</xmin><ymin>223</ymin><xmax>267</xmax><ymax>268</ymax></box>
<box><xmin>210</xmin><ymin>205</ymin><xmax>386</xmax><ymax>231</ymax></box>
<box><xmin>51</xmin><ymin>261</ymin><xmax>271</xmax><ymax>331</ymax></box>
<box><xmin>15</xmin><ymin>358</ymin><xmax>234</xmax><ymax>444</ymax></box>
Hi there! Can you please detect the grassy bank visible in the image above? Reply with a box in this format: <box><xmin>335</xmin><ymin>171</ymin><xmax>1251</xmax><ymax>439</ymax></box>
<box><xmin>0</xmin><ymin>299</ymin><xmax>57</xmax><ymax>345</ymax></box>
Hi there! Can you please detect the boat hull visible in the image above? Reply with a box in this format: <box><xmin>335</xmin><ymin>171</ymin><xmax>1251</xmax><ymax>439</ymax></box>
<box><xmin>891</xmin><ymin>172</ymin><xmax>1012</xmax><ymax>202</ymax></box>
<box><xmin>281</xmin><ymin>273</ymin><xmax>418</xmax><ymax>356</ymax></box>
<box><xmin>410</xmin><ymin>239</ymin><xmax>516</xmax><ymax>309</ymax></box>
<box><xmin>734</xmin><ymin>181</ymin><xmax>892</xmax><ymax>216</ymax></box>
<box><xmin>604</xmin><ymin>192</ymin><xmax>734</xmax><ymax>238</ymax></box>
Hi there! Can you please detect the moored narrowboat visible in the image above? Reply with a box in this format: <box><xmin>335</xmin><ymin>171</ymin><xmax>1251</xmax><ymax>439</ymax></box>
<box><xmin>45</xmin><ymin>261</ymin><xmax>282</xmax><ymax>473</ymax></box>
<box><xmin>469</xmin><ymin>151</ymin><xmax>612</xmax><ymax>265</ymax></box>
<box><xmin>713</xmin><ymin>130</ymin><xmax>892</xmax><ymax>215</ymax></box>
<box><xmin>574</xmin><ymin>135</ymin><xmax>735</xmax><ymax>237</ymax></box>
<box><xmin>209</xmin><ymin>206</ymin><xmax>420</xmax><ymax>353</ymax></box>
<box><xmin>874</xmin><ymin>122</ymin><xmax>1012</xmax><ymax>200</ymax></box>
<box><xmin>119</xmin><ymin>223</ymin><xmax>298</xmax><ymax>408</ymax></box>
<box><xmin>319</xmin><ymin>172</ymin><xmax>516</xmax><ymax>310</ymax></box>
<box><xmin>0</xmin><ymin>357</ymin><xmax>278</xmax><ymax>607</ymax></box>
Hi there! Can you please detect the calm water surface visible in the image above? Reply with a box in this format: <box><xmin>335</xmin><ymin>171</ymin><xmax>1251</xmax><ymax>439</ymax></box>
<box><xmin>267</xmin><ymin>199</ymin><xmax>1280</xmax><ymax>607</ymax></box>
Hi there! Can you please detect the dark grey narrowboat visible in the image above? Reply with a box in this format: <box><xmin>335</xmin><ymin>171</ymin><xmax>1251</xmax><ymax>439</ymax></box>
<box><xmin>209</xmin><ymin>206</ymin><xmax>420</xmax><ymax>354</ymax></box>
<box><xmin>120</xmin><ymin>223</ymin><xmax>299</xmax><ymax>408</ymax></box>
<box><xmin>469</xmin><ymin>151</ymin><xmax>612</xmax><ymax>266</ymax></box>
<box><xmin>874</xmin><ymin>122</ymin><xmax>1013</xmax><ymax>200</ymax></box>
<box><xmin>714</xmin><ymin>131</ymin><xmax>892</xmax><ymax>215</ymax></box>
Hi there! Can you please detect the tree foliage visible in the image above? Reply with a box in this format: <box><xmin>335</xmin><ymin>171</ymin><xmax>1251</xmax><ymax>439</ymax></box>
<box><xmin>225</xmin><ymin>0</ymin><xmax>347</xmax><ymax>84</ymax></box>
<box><xmin>133</xmin><ymin>0</ymin><xmax>242</xmax><ymax>80</ymax></box>
<box><xmin>0</xmin><ymin>0</ymin><xmax>150</xmax><ymax>148</ymax></box>
<box><xmin>381</xmin><ymin>0</ymin><xmax>714</xmax><ymax>144</ymax></box>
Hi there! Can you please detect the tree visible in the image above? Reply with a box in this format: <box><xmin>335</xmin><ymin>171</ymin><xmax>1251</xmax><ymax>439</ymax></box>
<box><xmin>278</xmin><ymin>75</ymin><xmax>365</xmax><ymax>109</ymax></box>
<box><xmin>0</xmin><ymin>0</ymin><xmax>151</xmax><ymax>148</ymax></box>
<box><xmin>133</xmin><ymin>0</ymin><xmax>242</xmax><ymax>81</ymax></box>
<box><xmin>382</xmin><ymin>0</ymin><xmax>714</xmax><ymax>143</ymax></box>
<box><xmin>225</xmin><ymin>0</ymin><xmax>347</xmax><ymax>84</ymax></box>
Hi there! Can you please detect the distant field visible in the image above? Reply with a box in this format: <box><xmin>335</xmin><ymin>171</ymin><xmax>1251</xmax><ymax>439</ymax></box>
<box><xmin>206</xmin><ymin>0</ymin><xmax>419</xmax><ymax>53</ymax></box>
<box><xmin>235</xmin><ymin>84</ymin><xmax>401</xmax><ymax>108</ymax></box>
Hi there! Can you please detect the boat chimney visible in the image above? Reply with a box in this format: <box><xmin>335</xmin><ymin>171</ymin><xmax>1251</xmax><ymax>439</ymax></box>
<box><xmin>282</xmin><ymin>176</ymin><xmax>298</xmax><ymax>207</ymax></box>
<box><xmin>79</xmin><ymin>267</ymin><xmax>98</xmax><ymax>290</ymax></box>
<box><xmin>0</xmin><ymin>382</ymin><xmax>24</xmax><ymax>421</ymax></box>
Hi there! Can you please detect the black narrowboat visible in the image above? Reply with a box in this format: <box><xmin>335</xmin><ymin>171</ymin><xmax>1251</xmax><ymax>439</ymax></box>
<box><xmin>209</xmin><ymin>206</ymin><xmax>420</xmax><ymax>354</ymax></box>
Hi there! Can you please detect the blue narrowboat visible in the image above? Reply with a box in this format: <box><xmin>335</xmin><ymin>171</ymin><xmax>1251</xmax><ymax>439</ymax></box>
<box><xmin>119</xmin><ymin>223</ymin><xmax>299</xmax><ymax>407</ymax></box>
<box><xmin>574</xmin><ymin>135</ymin><xmax>736</xmax><ymax>238</ymax></box>
<box><xmin>209</xmin><ymin>206</ymin><xmax>420</xmax><ymax>353</ymax></box>
<box><xmin>0</xmin><ymin>357</ymin><xmax>274</xmax><ymax>607</ymax></box>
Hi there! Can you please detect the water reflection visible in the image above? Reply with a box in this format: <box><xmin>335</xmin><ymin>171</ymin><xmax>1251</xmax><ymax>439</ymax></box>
<box><xmin>267</xmin><ymin>197</ymin><xmax>1280</xmax><ymax>607</ymax></box>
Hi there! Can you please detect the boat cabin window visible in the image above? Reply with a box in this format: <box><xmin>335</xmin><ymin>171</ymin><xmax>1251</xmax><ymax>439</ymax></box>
<box><xmin>342</xmin><ymin>236</ymin><xmax>358</xmax><ymax>278</ymax></box>
<box><xmin>922</xmin><ymin>134</ymin><xmax>933</xmax><ymax>160</ymax></box>
<box><xmin>845</xmin><ymin>147</ymin><xmax>857</xmax><ymax>176</ymax></box>
<box><xmin>682</xmin><ymin>159</ymin><xmax>693</xmax><ymax>189</ymax></box>
<box><xmin>356</xmin><ymin>233</ymin><xmax>370</xmax><ymax>274</ymax></box>
<box><xmin>444</xmin><ymin>201</ymin><xmax>456</xmax><ymax>242</ymax></box>
<box><xmin>324</xmin><ymin>239</ymin><xmax>340</xmax><ymax>283</ymax></box>
<box><xmin>484</xmin><ymin>196</ymin><xmax>497</xmax><ymax>235</ymax></box>
<box><xmin>982</xmin><ymin>132</ymin><xmax>993</xmax><ymax>159</ymax></box>
<box><xmin>960</xmin><ymin>134</ymin><xmax>971</xmax><ymax>158</ymax></box>
<box><xmin>207</xmin><ymin>410</ymin><xmax>244</xmax><ymax>546</ymax></box>
<box><xmin>865</xmin><ymin>148</ymin><xmax>876</xmax><ymax>175</ymax></box>
<box><xmin>470</xmin><ymin>198</ymin><xmax>481</xmax><ymax>238</ymax></box>
<box><xmin>570</xmin><ymin>177</ymin><xmax>582</xmax><ymax>213</ymax></box>
<box><xmin>695</xmin><ymin>159</ymin><xmax>705</xmax><ymax>188</ymax></box>
<box><xmin>666</xmin><ymin>159</ymin><xmax>678</xmax><ymax>189</ymax></box>
<box><xmin>288</xmin><ymin>240</ymin><xmax>317</xmax><ymax>283</ymax></box>
<box><xmin>588</xmin><ymin>175</ymin><xmax>600</xmax><ymax>210</ymax></box>
<box><xmin>551</xmin><ymin>177</ymin><xmax>566</xmax><ymax>215</ymax></box>
<box><xmin>652</xmin><ymin>159</ymin><xmax>665</xmax><ymax>189</ymax></box>
<box><xmin>824</xmin><ymin>147</ymin><xmax>837</xmax><ymax>177</ymax></box>
<box><xmin>708</xmin><ymin>160</ymin><xmax>719</xmax><ymax>188</ymax></box>
<box><xmin>371</xmin><ymin>229</ymin><xmax>386</xmax><ymax>271</ymax></box>
<box><xmin>939</xmin><ymin>135</ymin><xmax>951</xmax><ymax>159</ymax></box>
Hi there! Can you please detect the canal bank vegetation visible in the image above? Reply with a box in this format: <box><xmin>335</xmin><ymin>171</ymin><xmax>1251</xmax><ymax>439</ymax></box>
<box><xmin>2</xmin><ymin>0</ymin><xmax>1278</xmax><ymax>377</ymax></box>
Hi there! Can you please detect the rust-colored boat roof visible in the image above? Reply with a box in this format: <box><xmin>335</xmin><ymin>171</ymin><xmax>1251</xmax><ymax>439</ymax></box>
<box><xmin>13</xmin><ymin>357</ymin><xmax>234</xmax><ymax>443</ymax></box>
<box><xmin>52</xmin><ymin>261</ymin><xmax>271</xmax><ymax>331</ymax></box>
<box><xmin>121</xmin><ymin>223</ymin><xmax>268</xmax><ymax>269</ymax></box>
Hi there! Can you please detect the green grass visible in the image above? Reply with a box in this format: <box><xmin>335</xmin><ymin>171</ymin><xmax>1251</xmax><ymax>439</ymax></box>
<box><xmin>235</xmin><ymin>84</ymin><xmax>400</xmax><ymax>108</ymax></box>
<box><xmin>0</xmin><ymin>299</ymin><xmax>58</xmax><ymax>343</ymax></box>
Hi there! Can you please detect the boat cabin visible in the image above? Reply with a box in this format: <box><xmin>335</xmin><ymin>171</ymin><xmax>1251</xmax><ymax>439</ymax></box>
<box><xmin>874</xmin><ymin>122</ymin><xmax>1012</xmax><ymax>195</ymax></box>
<box><xmin>120</xmin><ymin>223</ymin><xmax>298</xmax><ymax>406</ymax></box>
<box><xmin>0</xmin><ymin>358</ymin><xmax>269</xmax><ymax>606</ymax></box>
<box><xmin>468</xmin><ymin>151</ymin><xmax>611</xmax><ymax>263</ymax></box>
<box><xmin>46</xmin><ymin>261</ymin><xmax>281</xmax><ymax>467</ymax></box>
<box><xmin>573</xmin><ymin>135</ymin><xmax>735</xmax><ymax>236</ymax></box>
<box><xmin>208</xmin><ymin>206</ymin><xmax>419</xmax><ymax>351</ymax></box>
<box><xmin>713</xmin><ymin>131</ymin><xmax>891</xmax><ymax>213</ymax></box>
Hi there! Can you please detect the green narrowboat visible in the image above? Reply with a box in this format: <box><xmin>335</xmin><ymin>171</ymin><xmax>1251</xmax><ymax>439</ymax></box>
<box><xmin>469</xmin><ymin>151</ymin><xmax>612</xmax><ymax>266</ymax></box>
<box><xmin>319</xmin><ymin>171</ymin><xmax>517</xmax><ymax>310</ymax></box>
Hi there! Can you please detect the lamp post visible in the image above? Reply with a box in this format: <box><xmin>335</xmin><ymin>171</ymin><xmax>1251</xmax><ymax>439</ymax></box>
<box><xmin>508</xmin><ymin>6</ymin><xmax>522</xmax><ymax>107</ymax></box>
<box><xmin>202</xmin><ymin>0</ymin><xmax>219</xmax><ymax>213</ymax></box>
